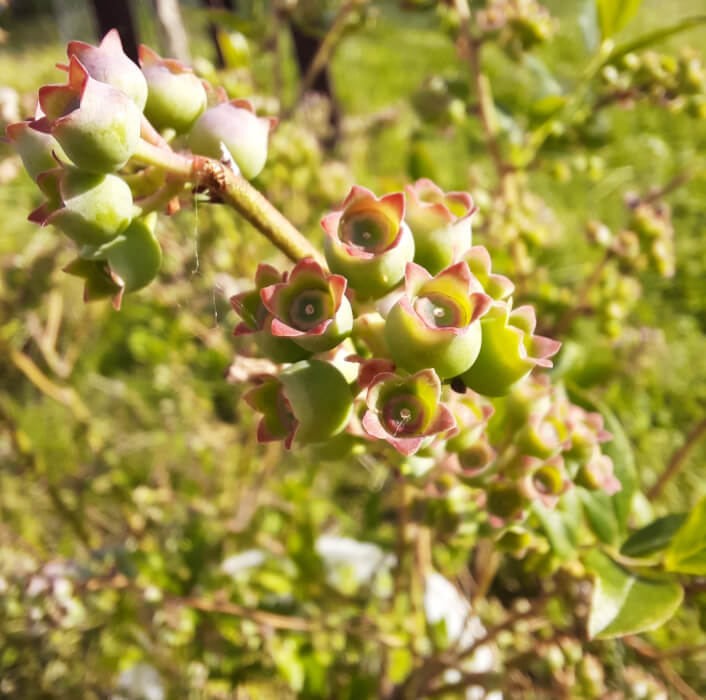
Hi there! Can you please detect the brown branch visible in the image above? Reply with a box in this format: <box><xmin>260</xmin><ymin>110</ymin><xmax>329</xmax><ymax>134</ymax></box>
<box><xmin>648</xmin><ymin>417</ymin><xmax>706</xmax><ymax>501</ymax></box>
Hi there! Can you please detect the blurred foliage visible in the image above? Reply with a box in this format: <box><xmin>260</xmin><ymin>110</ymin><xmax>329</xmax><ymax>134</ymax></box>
<box><xmin>0</xmin><ymin>0</ymin><xmax>705</xmax><ymax>697</ymax></box>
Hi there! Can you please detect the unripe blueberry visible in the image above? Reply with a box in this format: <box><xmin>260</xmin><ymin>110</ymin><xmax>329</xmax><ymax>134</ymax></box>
<box><xmin>322</xmin><ymin>186</ymin><xmax>414</xmax><ymax>300</ymax></box>
<box><xmin>445</xmin><ymin>392</ymin><xmax>494</xmax><ymax>453</ymax></box>
<box><xmin>385</xmin><ymin>262</ymin><xmax>491</xmax><ymax>379</ymax></box>
<box><xmin>244</xmin><ymin>360</ymin><xmax>353</xmax><ymax>447</ymax></box>
<box><xmin>5</xmin><ymin>119</ymin><xmax>69</xmax><ymax>181</ymax></box>
<box><xmin>259</xmin><ymin>257</ymin><xmax>353</xmax><ymax>353</ymax></box>
<box><xmin>460</xmin><ymin>301</ymin><xmax>560</xmax><ymax>396</ymax></box>
<box><xmin>139</xmin><ymin>45</ymin><xmax>207</xmax><ymax>133</ymax></box>
<box><xmin>35</xmin><ymin>57</ymin><xmax>141</xmax><ymax>173</ymax></box>
<box><xmin>575</xmin><ymin>451</ymin><xmax>620</xmax><ymax>494</ymax></box>
<box><xmin>189</xmin><ymin>99</ymin><xmax>276</xmax><ymax>179</ymax></box>
<box><xmin>65</xmin><ymin>29</ymin><xmax>148</xmax><ymax>109</ymax></box>
<box><xmin>405</xmin><ymin>179</ymin><xmax>476</xmax><ymax>275</ymax></box>
<box><xmin>231</xmin><ymin>264</ymin><xmax>311</xmax><ymax>364</ymax></box>
<box><xmin>361</xmin><ymin>369</ymin><xmax>456</xmax><ymax>456</ymax></box>
<box><xmin>29</xmin><ymin>167</ymin><xmax>133</xmax><ymax>247</ymax></box>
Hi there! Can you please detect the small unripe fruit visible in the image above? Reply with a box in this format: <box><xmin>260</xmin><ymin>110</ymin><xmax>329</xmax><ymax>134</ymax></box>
<box><xmin>189</xmin><ymin>99</ymin><xmax>275</xmax><ymax>179</ymax></box>
<box><xmin>361</xmin><ymin>369</ymin><xmax>456</xmax><ymax>456</ymax></box>
<box><xmin>36</xmin><ymin>57</ymin><xmax>141</xmax><ymax>173</ymax></box>
<box><xmin>385</xmin><ymin>262</ymin><xmax>491</xmax><ymax>379</ymax></box>
<box><xmin>29</xmin><ymin>167</ymin><xmax>134</xmax><ymax>247</ymax></box>
<box><xmin>245</xmin><ymin>360</ymin><xmax>354</xmax><ymax>447</ymax></box>
<box><xmin>139</xmin><ymin>45</ymin><xmax>207</xmax><ymax>133</ymax></box>
<box><xmin>322</xmin><ymin>186</ymin><xmax>414</xmax><ymax>300</ymax></box>
<box><xmin>260</xmin><ymin>257</ymin><xmax>353</xmax><ymax>353</ymax></box>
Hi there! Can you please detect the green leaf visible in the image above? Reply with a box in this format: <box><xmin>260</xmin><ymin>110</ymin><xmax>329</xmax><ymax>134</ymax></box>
<box><xmin>608</xmin><ymin>15</ymin><xmax>706</xmax><ymax>61</ymax></box>
<box><xmin>584</xmin><ymin>551</ymin><xmax>683</xmax><ymax>640</ymax></box>
<box><xmin>665</xmin><ymin>497</ymin><xmax>706</xmax><ymax>575</ymax></box>
<box><xmin>567</xmin><ymin>385</ymin><xmax>637</xmax><ymax>532</ymax></box>
<box><xmin>596</xmin><ymin>0</ymin><xmax>643</xmax><ymax>39</ymax></box>
<box><xmin>532</xmin><ymin>494</ymin><xmax>580</xmax><ymax>561</ymax></box>
<box><xmin>621</xmin><ymin>514</ymin><xmax>687</xmax><ymax>558</ymax></box>
<box><xmin>579</xmin><ymin>488</ymin><xmax>620</xmax><ymax>545</ymax></box>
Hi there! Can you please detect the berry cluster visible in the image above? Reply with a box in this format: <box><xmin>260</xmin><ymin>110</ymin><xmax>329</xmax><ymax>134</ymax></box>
<box><xmin>233</xmin><ymin>178</ymin><xmax>620</xmax><ymax>528</ymax></box>
<box><xmin>601</xmin><ymin>48</ymin><xmax>706</xmax><ymax>117</ymax></box>
<box><xmin>6</xmin><ymin>30</ymin><xmax>276</xmax><ymax>308</ymax></box>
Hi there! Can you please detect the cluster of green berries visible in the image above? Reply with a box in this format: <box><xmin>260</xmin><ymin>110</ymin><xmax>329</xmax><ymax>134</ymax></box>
<box><xmin>601</xmin><ymin>48</ymin><xmax>706</xmax><ymax>117</ymax></box>
<box><xmin>233</xmin><ymin>179</ymin><xmax>619</xmax><ymax>525</ymax></box>
<box><xmin>475</xmin><ymin>0</ymin><xmax>557</xmax><ymax>56</ymax></box>
<box><xmin>7</xmin><ymin>31</ymin><xmax>277</xmax><ymax>307</ymax></box>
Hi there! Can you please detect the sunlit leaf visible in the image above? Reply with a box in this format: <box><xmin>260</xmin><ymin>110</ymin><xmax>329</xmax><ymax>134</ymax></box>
<box><xmin>585</xmin><ymin>551</ymin><xmax>683</xmax><ymax>640</ymax></box>
<box><xmin>596</xmin><ymin>0</ymin><xmax>643</xmax><ymax>39</ymax></box>
<box><xmin>621</xmin><ymin>514</ymin><xmax>687</xmax><ymax>558</ymax></box>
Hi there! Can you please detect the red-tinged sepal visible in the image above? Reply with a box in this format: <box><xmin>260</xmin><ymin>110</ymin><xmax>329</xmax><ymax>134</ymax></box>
<box><xmin>519</xmin><ymin>455</ymin><xmax>572</xmax><ymax>510</ymax></box>
<box><xmin>230</xmin><ymin>263</ymin><xmax>311</xmax><ymax>363</ymax></box>
<box><xmin>361</xmin><ymin>369</ymin><xmax>457</xmax><ymax>456</ymax></box>
<box><xmin>385</xmin><ymin>261</ymin><xmax>491</xmax><ymax>379</ymax></box>
<box><xmin>322</xmin><ymin>186</ymin><xmax>415</xmax><ymax>300</ymax></box>
<box><xmin>66</xmin><ymin>29</ymin><xmax>148</xmax><ymax>108</ymax></box>
<box><xmin>260</xmin><ymin>257</ymin><xmax>352</xmax><ymax>353</ymax></box>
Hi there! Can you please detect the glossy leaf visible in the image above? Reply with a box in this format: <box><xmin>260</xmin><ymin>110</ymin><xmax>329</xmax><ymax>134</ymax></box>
<box><xmin>585</xmin><ymin>551</ymin><xmax>683</xmax><ymax>640</ymax></box>
<box><xmin>596</xmin><ymin>0</ymin><xmax>643</xmax><ymax>39</ymax></box>
<box><xmin>621</xmin><ymin>514</ymin><xmax>687</xmax><ymax>559</ymax></box>
<box><xmin>664</xmin><ymin>497</ymin><xmax>706</xmax><ymax>575</ymax></box>
<box><xmin>579</xmin><ymin>488</ymin><xmax>620</xmax><ymax>546</ymax></box>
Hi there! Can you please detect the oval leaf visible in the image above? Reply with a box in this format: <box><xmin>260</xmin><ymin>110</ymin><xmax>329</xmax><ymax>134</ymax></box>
<box><xmin>585</xmin><ymin>550</ymin><xmax>683</xmax><ymax>640</ymax></box>
<box><xmin>621</xmin><ymin>513</ymin><xmax>687</xmax><ymax>559</ymax></box>
<box><xmin>596</xmin><ymin>0</ymin><xmax>643</xmax><ymax>39</ymax></box>
<box><xmin>665</xmin><ymin>497</ymin><xmax>706</xmax><ymax>575</ymax></box>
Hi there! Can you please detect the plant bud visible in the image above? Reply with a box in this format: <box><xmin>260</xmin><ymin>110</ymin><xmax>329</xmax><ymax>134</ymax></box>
<box><xmin>575</xmin><ymin>451</ymin><xmax>620</xmax><ymax>494</ymax></box>
<box><xmin>5</xmin><ymin>119</ymin><xmax>69</xmax><ymax>180</ymax></box>
<box><xmin>460</xmin><ymin>301</ymin><xmax>560</xmax><ymax>396</ymax></box>
<box><xmin>29</xmin><ymin>167</ymin><xmax>133</xmax><ymax>246</ymax></box>
<box><xmin>259</xmin><ymin>257</ymin><xmax>353</xmax><ymax>353</ymax></box>
<box><xmin>461</xmin><ymin>246</ymin><xmax>514</xmax><ymax>300</ymax></box>
<box><xmin>35</xmin><ymin>57</ymin><xmax>141</xmax><ymax>173</ymax></box>
<box><xmin>361</xmin><ymin>369</ymin><xmax>456</xmax><ymax>456</ymax></box>
<box><xmin>322</xmin><ymin>186</ymin><xmax>414</xmax><ymax>299</ymax></box>
<box><xmin>385</xmin><ymin>262</ymin><xmax>491</xmax><ymax>379</ymax></box>
<box><xmin>244</xmin><ymin>360</ymin><xmax>353</xmax><ymax>447</ymax></box>
<box><xmin>230</xmin><ymin>264</ymin><xmax>311</xmax><ymax>363</ymax></box>
<box><xmin>65</xmin><ymin>29</ymin><xmax>148</xmax><ymax>109</ymax></box>
<box><xmin>189</xmin><ymin>99</ymin><xmax>276</xmax><ymax>179</ymax></box>
<box><xmin>405</xmin><ymin>179</ymin><xmax>476</xmax><ymax>275</ymax></box>
<box><xmin>139</xmin><ymin>45</ymin><xmax>207</xmax><ymax>133</ymax></box>
<box><xmin>519</xmin><ymin>455</ymin><xmax>570</xmax><ymax>509</ymax></box>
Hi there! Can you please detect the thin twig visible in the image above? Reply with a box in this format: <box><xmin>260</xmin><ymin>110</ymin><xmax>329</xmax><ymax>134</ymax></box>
<box><xmin>454</xmin><ymin>0</ymin><xmax>507</xmax><ymax>181</ymax></box>
<box><xmin>284</xmin><ymin>0</ymin><xmax>367</xmax><ymax>118</ymax></box>
<box><xmin>648</xmin><ymin>417</ymin><xmax>706</xmax><ymax>500</ymax></box>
